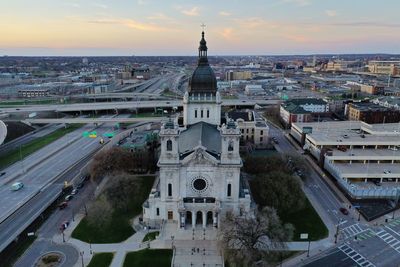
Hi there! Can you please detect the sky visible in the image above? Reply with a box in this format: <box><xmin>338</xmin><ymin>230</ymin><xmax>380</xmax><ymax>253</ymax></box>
<box><xmin>1</xmin><ymin>0</ymin><xmax>400</xmax><ymax>56</ymax></box>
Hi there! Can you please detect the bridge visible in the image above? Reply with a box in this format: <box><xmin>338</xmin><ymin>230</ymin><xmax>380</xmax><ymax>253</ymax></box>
<box><xmin>22</xmin><ymin>117</ymin><xmax>164</xmax><ymax>124</ymax></box>
<box><xmin>0</xmin><ymin>99</ymin><xmax>280</xmax><ymax>113</ymax></box>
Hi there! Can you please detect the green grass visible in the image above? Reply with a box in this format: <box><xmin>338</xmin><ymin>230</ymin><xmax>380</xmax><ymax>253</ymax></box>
<box><xmin>87</xmin><ymin>253</ymin><xmax>114</xmax><ymax>267</ymax></box>
<box><xmin>142</xmin><ymin>231</ymin><xmax>159</xmax><ymax>242</ymax></box>
<box><xmin>123</xmin><ymin>249</ymin><xmax>172</xmax><ymax>267</ymax></box>
<box><xmin>71</xmin><ymin>175</ymin><xmax>155</xmax><ymax>243</ymax></box>
<box><xmin>0</xmin><ymin>124</ymin><xmax>82</xmax><ymax>170</ymax></box>
<box><xmin>0</xmin><ymin>99</ymin><xmax>59</xmax><ymax>107</ymax></box>
<box><xmin>279</xmin><ymin>197</ymin><xmax>328</xmax><ymax>241</ymax></box>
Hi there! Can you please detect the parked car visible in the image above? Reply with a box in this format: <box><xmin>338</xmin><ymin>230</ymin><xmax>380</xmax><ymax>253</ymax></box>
<box><xmin>0</xmin><ymin>171</ymin><xmax>6</xmax><ymax>176</ymax></box>
<box><xmin>384</xmin><ymin>170</ymin><xmax>392</xmax><ymax>174</ymax></box>
<box><xmin>339</xmin><ymin>208</ymin><xmax>349</xmax><ymax>215</ymax></box>
<box><xmin>65</xmin><ymin>195</ymin><xmax>73</xmax><ymax>201</ymax></box>
<box><xmin>11</xmin><ymin>182</ymin><xmax>24</xmax><ymax>191</ymax></box>
<box><xmin>71</xmin><ymin>188</ymin><xmax>78</xmax><ymax>195</ymax></box>
<box><xmin>58</xmin><ymin>202</ymin><xmax>68</xmax><ymax>210</ymax></box>
<box><xmin>59</xmin><ymin>221</ymin><xmax>70</xmax><ymax>231</ymax></box>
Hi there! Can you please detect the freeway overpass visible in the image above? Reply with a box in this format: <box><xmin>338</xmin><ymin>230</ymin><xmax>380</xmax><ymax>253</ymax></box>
<box><xmin>0</xmin><ymin>99</ymin><xmax>280</xmax><ymax>113</ymax></box>
<box><xmin>22</xmin><ymin>117</ymin><xmax>164</xmax><ymax>124</ymax></box>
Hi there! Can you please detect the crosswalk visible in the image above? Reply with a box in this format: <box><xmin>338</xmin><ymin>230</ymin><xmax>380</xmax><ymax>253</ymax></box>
<box><xmin>338</xmin><ymin>244</ymin><xmax>376</xmax><ymax>267</ymax></box>
<box><xmin>340</xmin><ymin>223</ymin><xmax>368</xmax><ymax>240</ymax></box>
<box><xmin>375</xmin><ymin>228</ymin><xmax>400</xmax><ymax>254</ymax></box>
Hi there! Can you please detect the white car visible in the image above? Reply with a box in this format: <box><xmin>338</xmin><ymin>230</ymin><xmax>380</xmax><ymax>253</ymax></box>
<box><xmin>11</xmin><ymin>182</ymin><xmax>24</xmax><ymax>191</ymax></box>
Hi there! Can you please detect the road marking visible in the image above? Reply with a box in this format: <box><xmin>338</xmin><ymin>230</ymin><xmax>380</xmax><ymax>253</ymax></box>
<box><xmin>340</xmin><ymin>223</ymin><xmax>368</xmax><ymax>240</ymax></box>
<box><xmin>375</xmin><ymin>229</ymin><xmax>400</xmax><ymax>254</ymax></box>
<box><xmin>338</xmin><ymin>244</ymin><xmax>375</xmax><ymax>267</ymax></box>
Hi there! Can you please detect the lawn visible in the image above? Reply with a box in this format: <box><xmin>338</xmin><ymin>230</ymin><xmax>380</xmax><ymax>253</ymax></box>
<box><xmin>87</xmin><ymin>253</ymin><xmax>114</xmax><ymax>267</ymax></box>
<box><xmin>142</xmin><ymin>231</ymin><xmax>159</xmax><ymax>242</ymax></box>
<box><xmin>71</xmin><ymin>175</ymin><xmax>155</xmax><ymax>243</ymax></box>
<box><xmin>123</xmin><ymin>249</ymin><xmax>172</xmax><ymax>267</ymax></box>
<box><xmin>279</xmin><ymin>197</ymin><xmax>328</xmax><ymax>241</ymax></box>
<box><xmin>224</xmin><ymin>250</ymin><xmax>300</xmax><ymax>267</ymax></box>
<box><xmin>0</xmin><ymin>124</ymin><xmax>82</xmax><ymax>170</ymax></box>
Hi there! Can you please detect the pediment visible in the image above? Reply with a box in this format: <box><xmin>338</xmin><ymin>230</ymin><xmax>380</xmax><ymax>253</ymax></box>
<box><xmin>181</xmin><ymin>146</ymin><xmax>219</xmax><ymax>166</ymax></box>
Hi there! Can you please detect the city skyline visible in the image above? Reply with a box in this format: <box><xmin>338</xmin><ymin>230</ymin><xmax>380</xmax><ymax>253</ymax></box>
<box><xmin>1</xmin><ymin>0</ymin><xmax>400</xmax><ymax>56</ymax></box>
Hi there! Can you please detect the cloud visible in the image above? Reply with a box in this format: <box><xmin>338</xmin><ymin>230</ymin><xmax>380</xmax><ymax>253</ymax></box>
<box><xmin>318</xmin><ymin>21</ymin><xmax>400</xmax><ymax>28</ymax></box>
<box><xmin>221</xmin><ymin>28</ymin><xmax>235</xmax><ymax>40</ymax></box>
<box><xmin>92</xmin><ymin>3</ymin><xmax>108</xmax><ymax>9</ymax></box>
<box><xmin>325</xmin><ymin>10</ymin><xmax>337</xmax><ymax>17</ymax></box>
<box><xmin>64</xmin><ymin>2</ymin><xmax>80</xmax><ymax>8</ymax></box>
<box><xmin>234</xmin><ymin>17</ymin><xmax>278</xmax><ymax>29</ymax></box>
<box><xmin>83</xmin><ymin>17</ymin><xmax>172</xmax><ymax>31</ymax></box>
<box><xmin>219</xmin><ymin>11</ymin><xmax>231</xmax><ymax>16</ymax></box>
<box><xmin>281</xmin><ymin>0</ymin><xmax>311</xmax><ymax>6</ymax></box>
<box><xmin>180</xmin><ymin>6</ymin><xmax>200</xmax><ymax>16</ymax></box>
<box><xmin>137</xmin><ymin>0</ymin><xmax>147</xmax><ymax>5</ymax></box>
<box><xmin>282</xmin><ymin>34</ymin><xmax>308</xmax><ymax>43</ymax></box>
<box><xmin>147</xmin><ymin>13</ymin><xmax>174</xmax><ymax>21</ymax></box>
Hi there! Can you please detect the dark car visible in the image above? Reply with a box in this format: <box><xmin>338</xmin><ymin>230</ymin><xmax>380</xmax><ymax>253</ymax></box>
<box><xmin>0</xmin><ymin>172</ymin><xmax>6</xmax><ymax>176</ymax></box>
<box><xmin>339</xmin><ymin>208</ymin><xmax>349</xmax><ymax>215</ymax></box>
<box><xmin>59</xmin><ymin>221</ymin><xmax>70</xmax><ymax>231</ymax></box>
<box><xmin>65</xmin><ymin>195</ymin><xmax>73</xmax><ymax>201</ymax></box>
<box><xmin>58</xmin><ymin>202</ymin><xmax>68</xmax><ymax>210</ymax></box>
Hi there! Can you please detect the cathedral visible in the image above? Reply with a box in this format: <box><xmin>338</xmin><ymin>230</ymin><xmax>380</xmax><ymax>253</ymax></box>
<box><xmin>142</xmin><ymin>31</ymin><xmax>252</xmax><ymax>230</ymax></box>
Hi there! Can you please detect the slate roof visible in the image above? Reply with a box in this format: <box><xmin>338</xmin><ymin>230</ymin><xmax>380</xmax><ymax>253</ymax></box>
<box><xmin>178</xmin><ymin>122</ymin><xmax>221</xmax><ymax>158</ymax></box>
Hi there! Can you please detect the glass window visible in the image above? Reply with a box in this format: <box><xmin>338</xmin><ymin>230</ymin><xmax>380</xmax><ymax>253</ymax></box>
<box><xmin>227</xmin><ymin>184</ymin><xmax>231</xmax><ymax>197</ymax></box>
<box><xmin>166</xmin><ymin>140</ymin><xmax>172</xmax><ymax>151</ymax></box>
<box><xmin>168</xmin><ymin>183</ymin><xmax>172</xmax><ymax>197</ymax></box>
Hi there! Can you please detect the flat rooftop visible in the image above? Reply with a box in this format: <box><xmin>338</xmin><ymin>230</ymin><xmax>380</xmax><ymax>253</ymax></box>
<box><xmin>328</xmin><ymin>148</ymin><xmax>400</xmax><ymax>159</ymax></box>
<box><xmin>292</xmin><ymin>121</ymin><xmax>400</xmax><ymax>146</ymax></box>
<box><xmin>332</xmin><ymin>163</ymin><xmax>400</xmax><ymax>178</ymax></box>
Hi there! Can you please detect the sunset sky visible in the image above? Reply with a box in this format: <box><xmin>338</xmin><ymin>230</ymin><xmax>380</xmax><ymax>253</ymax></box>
<box><xmin>1</xmin><ymin>0</ymin><xmax>399</xmax><ymax>56</ymax></box>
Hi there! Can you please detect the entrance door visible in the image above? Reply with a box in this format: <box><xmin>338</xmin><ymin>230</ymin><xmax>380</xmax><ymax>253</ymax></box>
<box><xmin>196</xmin><ymin>211</ymin><xmax>203</xmax><ymax>225</ymax></box>
<box><xmin>186</xmin><ymin>211</ymin><xmax>192</xmax><ymax>225</ymax></box>
<box><xmin>168</xmin><ymin>211</ymin><xmax>173</xmax><ymax>220</ymax></box>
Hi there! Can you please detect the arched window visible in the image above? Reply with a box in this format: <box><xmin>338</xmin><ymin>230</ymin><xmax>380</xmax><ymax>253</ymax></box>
<box><xmin>227</xmin><ymin>184</ymin><xmax>232</xmax><ymax>197</ymax></box>
<box><xmin>228</xmin><ymin>140</ymin><xmax>234</xmax><ymax>152</ymax></box>
<box><xmin>168</xmin><ymin>183</ymin><xmax>172</xmax><ymax>197</ymax></box>
<box><xmin>207</xmin><ymin>110</ymin><xmax>210</xmax><ymax>118</ymax></box>
<box><xmin>195</xmin><ymin>109</ymin><xmax>198</xmax><ymax>118</ymax></box>
<box><xmin>201</xmin><ymin>109</ymin><xmax>204</xmax><ymax>118</ymax></box>
<box><xmin>166</xmin><ymin>140</ymin><xmax>172</xmax><ymax>151</ymax></box>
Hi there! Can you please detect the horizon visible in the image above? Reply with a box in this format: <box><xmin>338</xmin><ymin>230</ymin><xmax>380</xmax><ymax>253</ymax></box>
<box><xmin>1</xmin><ymin>0</ymin><xmax>400</xmax><ymax>56</ymax></box>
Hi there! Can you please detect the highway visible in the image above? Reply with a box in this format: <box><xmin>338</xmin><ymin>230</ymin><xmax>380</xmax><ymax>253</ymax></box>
<box><xmin>22</xmin><ymin>117</ymin><xmax>164</xmax><ymax>124</ymax></box>
<box><xmin>0</xmin><ymin>99</ymin><xmax>280</xmax><ymax>113</ymax></box>
<box><xmin>0</xmin><ymin>124</ymin><xmax>64</xmax><ymax>157</ymax></box>
<box><xmin>0</xmin><ymin>115</ymin><xmax>128</xmax><ymax>252</ymax></box>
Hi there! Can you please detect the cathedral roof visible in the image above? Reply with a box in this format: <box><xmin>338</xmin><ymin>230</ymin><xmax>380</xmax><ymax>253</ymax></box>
<box><xmin>187</xmin><ymin>31</ymin><xmax>217</xmax><ymax>94</ymax></box>
<box><xmin>178</xmin><ymin>122</ymin><xmax>221</xmax><ymax>158</ymax></box>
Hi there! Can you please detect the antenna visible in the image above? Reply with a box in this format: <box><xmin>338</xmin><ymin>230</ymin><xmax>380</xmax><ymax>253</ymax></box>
<box><xmin>200</xmin><ymin>23</ymin><xmax>206</xmax><ymax>32</ymax></box>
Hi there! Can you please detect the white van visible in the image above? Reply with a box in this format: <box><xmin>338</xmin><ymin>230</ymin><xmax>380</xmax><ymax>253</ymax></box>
<box><xmin>11</xmin><ymin>182</ymin><xmax>24</xmax><ymax>191</ymax></box>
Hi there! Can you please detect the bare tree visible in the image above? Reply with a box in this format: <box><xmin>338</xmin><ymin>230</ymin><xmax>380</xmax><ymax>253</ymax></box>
<box><xmin>86</xmin><ymin>195</ymin><xmax>114</xmax><ymax>228</ymax></box>
<box><xmin>219</xmin><ymin>207</ymin><xmax>294</xmax><ymax>267</ymax></box>
<box><xmin>102</xmin><ymin>173</ymin><xmax>142</xmax><ymax>212</ymax></box>
<box><xmin>251</xmin><ymin>171</ymin><xmax>306</xmax><ymax>212</ymax></box>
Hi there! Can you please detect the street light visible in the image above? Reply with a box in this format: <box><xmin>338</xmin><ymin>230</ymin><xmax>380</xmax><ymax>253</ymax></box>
<box><xmin>335</xmin><ymin>218</ymin><xmax>342</xmax><ymax>244</ymax></box>
<box><xmin>80</xmin><ymin>251</ymin><xmax>84</xmax><ymax>267</ymax></box>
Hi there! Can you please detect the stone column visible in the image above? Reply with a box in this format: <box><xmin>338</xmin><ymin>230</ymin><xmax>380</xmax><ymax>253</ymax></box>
<box><xmin>202</xmin><ymin>211</ymin><xmax>206</xmax><ymax>229</ymax></box>
<box><xmin>192</xmin><ymin>211</ymin><xmax>196</xmax><ymax>229</ymax></box>
<box><xmin>213</xmin><ymin>212</ymin><xmax>218</xmax><ymax>228</ymax></box>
